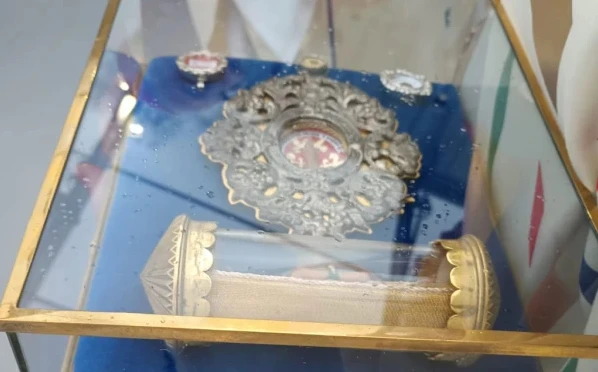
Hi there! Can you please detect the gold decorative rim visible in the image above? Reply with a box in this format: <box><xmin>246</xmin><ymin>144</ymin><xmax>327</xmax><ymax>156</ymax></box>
<box><xmin>431</xmin><ymin>235</ymin><xmax>500</xmax><ymax>366</ymax></box>
<box><xmin>140</xmin><ymin>216</ymin><xmax>218</xmax><ymax>318</ymax></box>
<box><xmin>443</xmin><ymin>235</ymin><xmax>499</xmax><ymax>332</ymax></box>
<box><xmin>181</xmin><ymin>219</ymin><xmax>217</xmax><ymax>317</ymax></box>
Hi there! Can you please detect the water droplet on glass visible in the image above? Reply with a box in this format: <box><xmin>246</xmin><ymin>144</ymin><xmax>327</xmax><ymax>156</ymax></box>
<box><xmin>460</xmin><ymin>127</ymin><xmax>466</xmax><ymax>133</ymax></box>
<box><xmin>206</xmin><ymin>191</ymin><xmax>215</xmax><ymax>198</ymax></box>
<box><xmin>198</xmin><ymin>185</ymin><xmax>204</xmax><ymax>190</ymax></box>
<box><xmin>422</xmin><ymin>224</ymin><xmax>428</xmax><ymax>229</ymax></box>
<box><xmin>435</xmin><ymin>213</ymin><xmax>442</xmax><ymax>219</ymax></box>
<box><xmin>59</xmin><ymin>202</ymin><xmax>66</xmax><ymax>207</ymax></box>
<box><xmin>48</xmin><ymin>251</ymin><xmax>55</xmax><ymax>258</ymax></box>
<box><xmin>257</xmin><ymin>230</ymin><xmax>265</xmax><ymax>235</ymax></box>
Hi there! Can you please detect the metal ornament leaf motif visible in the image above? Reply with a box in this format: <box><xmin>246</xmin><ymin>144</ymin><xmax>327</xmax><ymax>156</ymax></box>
<box><xmin>380</xmin><ymin>69</ymin><xmax>432</xmax><ymax>96</ymax></box>
<box><xmin>199</xmin><ymin>72</ymin><xmax>422</xmax><ymax>237</ymax></box>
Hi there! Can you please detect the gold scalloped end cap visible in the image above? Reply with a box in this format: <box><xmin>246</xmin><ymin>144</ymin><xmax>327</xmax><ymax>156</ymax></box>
<box><xmin>429</xmin><ymin>235</ymin><xmax>500</xmax><ymax>367</ymax></box>
<box><xmin>181</xmin><ymin>220</ymin><xmax>217</xmax><ymax>318</ymax></box>
<box><xmin>140</xmin><ymin>215</ymin><xmax>189</xmax><ymax>316</ymax></box>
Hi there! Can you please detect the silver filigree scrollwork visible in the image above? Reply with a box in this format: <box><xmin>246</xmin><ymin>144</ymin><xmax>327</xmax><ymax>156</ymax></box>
<box><xmin>200</xmin><ymin>72</ymin><xmax>422</xmax><ymax>237</ymax></box>
<box><xmin>364</xmin><ymin>131</ymin><xmax>421</xmax><ymax>178</ymax></box>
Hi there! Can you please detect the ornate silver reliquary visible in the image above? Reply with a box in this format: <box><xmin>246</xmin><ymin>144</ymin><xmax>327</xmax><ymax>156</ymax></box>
<box><xmin>199</xmin><ymin>73</ymin><xmax>422</xmax><ymax>237</ymax></box>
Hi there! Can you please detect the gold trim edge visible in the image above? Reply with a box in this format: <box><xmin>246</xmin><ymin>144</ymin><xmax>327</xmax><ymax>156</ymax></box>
<box><xmin>1</xmin><ymin>309</ymin><xmax>598</xmax><ymax>359</ymax></box>
<box><xmin>431</xmin><ymin>235</ymin><xmax>500</xmax><ymax>366</ymax></box>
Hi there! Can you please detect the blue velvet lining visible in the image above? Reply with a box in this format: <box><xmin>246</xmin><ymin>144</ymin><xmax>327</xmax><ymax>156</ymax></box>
<box><xmin>73</xmin><ymin>57</ymin><xmax>537</xmax><ymax>371</ymax></box>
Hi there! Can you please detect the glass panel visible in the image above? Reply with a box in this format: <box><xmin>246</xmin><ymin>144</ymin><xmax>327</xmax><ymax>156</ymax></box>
<box><xmin>14</xmin><ymin>0</ymin><xmax>598</xmax><ymax>369</ymax></box>
<box><xmin>18</xmin><ymin>334</ymin><xmax>70</xmax><ymax>372</ymax></box>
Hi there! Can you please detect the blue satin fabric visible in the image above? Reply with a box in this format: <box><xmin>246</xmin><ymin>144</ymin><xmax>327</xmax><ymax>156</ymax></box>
<box><xmin>73</xmin><ymin>57</ymin><xmax>537</xmax><ymax>371</ymax></box>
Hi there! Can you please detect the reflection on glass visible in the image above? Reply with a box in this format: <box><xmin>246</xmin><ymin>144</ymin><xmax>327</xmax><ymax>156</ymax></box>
<box><xmin>12</xmin><ymin>1</ymin><xmax>597</xmax><ymax>372</ymax></box>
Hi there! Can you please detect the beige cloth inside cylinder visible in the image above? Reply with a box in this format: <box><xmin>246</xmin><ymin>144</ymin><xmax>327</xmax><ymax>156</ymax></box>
<box><xmin>206</xmin><ymin>270</ymin><xmax>454</xmax><ymax>328</ymax></box>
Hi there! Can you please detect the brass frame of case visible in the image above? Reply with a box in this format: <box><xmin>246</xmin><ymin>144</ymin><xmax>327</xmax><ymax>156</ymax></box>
<box><xmin>2</xmin><ymin>0</ymin><xmax>598</xmax><ymax>365</ymax></box>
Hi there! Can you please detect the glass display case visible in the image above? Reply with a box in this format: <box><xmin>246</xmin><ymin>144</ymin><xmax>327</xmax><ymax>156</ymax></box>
<box><xmin>2</xmin><ymin>0</ymin><xmax>598</xmax><ymax>371</ymax></box>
